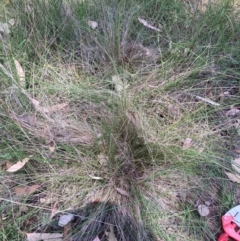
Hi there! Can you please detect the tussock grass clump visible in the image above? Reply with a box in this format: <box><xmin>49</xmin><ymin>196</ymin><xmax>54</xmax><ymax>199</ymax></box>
<box><xmin>1</xmin><ymin>0</ymin><xmax>240</xmax><ymax>240</ymax></box>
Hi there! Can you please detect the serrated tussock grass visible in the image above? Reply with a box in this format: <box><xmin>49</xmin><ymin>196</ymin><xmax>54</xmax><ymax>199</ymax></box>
<box><xmin>1</xmin><ymin>0</ymin><xmax>240</xmax><ymax>240</ymax></box>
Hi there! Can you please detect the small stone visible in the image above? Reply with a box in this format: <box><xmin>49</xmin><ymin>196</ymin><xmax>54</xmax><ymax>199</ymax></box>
<box><xmin>58</xmin><ymin>214</ymin><xmax>74</xmax><ymax>227</ymax></box>
<box><xmin>198</xmin><ymin>204</ymin><xmax>210</xmax><ymax>217</ymax></box>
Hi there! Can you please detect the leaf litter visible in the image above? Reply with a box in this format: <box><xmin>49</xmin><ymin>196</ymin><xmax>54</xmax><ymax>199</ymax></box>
<box><xmin>14</xmin><ymin>184</ymin><xmax>41</xmax><ymax>197</ymax></box>
<box><xmin>26</xmin><ymin>233</ymin><xmax>63</xmax><ymax>241</ymax></box>
<box><xmin>12</xmin><ymin>93</ymin><xmax>93</xmax><ymax>146</ymax></box>
<box><xmin>225</xmin><ymin>172</ymin><xmax>240</xmax><ymax>183</ymax></box>
<box><xmin>225</xmin><ymin>158</ymin><xmax>240</xmax><ymax>183</ymax></box>
<box><xmin>7</xmin><ymin>156</ymin><xmax>32</xmax><ymax>172</ymax></box>
<box><xmin>115</xmin><ymin>187</ymin><xmax>129</xmax><ymax>197</ymax></box>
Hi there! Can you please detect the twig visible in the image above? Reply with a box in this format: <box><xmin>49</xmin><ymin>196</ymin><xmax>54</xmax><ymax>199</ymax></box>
<box><xmin>196</xmin><ymin>96</ymin><xmax>220</xmax><ymax>106</ymax></box>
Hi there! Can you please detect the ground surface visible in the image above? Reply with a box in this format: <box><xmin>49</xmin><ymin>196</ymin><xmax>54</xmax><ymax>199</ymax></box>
<box><xmin>1</xmin><ymin>0</ymin><xmax>240</xmax><ymax>240</ymax></box>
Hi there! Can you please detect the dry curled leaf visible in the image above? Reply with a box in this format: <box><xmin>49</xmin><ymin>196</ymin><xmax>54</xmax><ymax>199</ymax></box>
<box><xmin>126</xmin><ymin>110</ymin><xmax>140</xmax><ymax>129</ymax></box>
<box><xmin>115</xmin><ymin>187</ymin><xmax>129</xmax><ymax>197</ymax></box>
<box><xmin>89</xmin><ymin>175</ymin><xmax>103</xmax><ymax>180</ymax></box>
<box><xmin>183</xmin><ymin>138</ymin><xmax>192</xmax><ymax>150</ymax></box>
<box><xmin>88</xmin><ymin>21</ymin><xmax>98</xmax><ymax>29</ymax></box>
<box><xmin>14</xmin><ymin>184</ymin><xmax>40</xmax><ymax>197</ymax></box>
<box><xmin>197</xmin><ymin>204</ymin><xmax>210</xmax><ymax>217</ymax></box>
<box><xmin>138</xmin><ymin>17</ymin><xmax>162</xmax><ymax>32</ymax></box>
<box><xmin>225</xmin><ymin>171</ymin><xmax>240</xmax><ymax>183</ymax></box>
<box><xmin>7</xmin><ymin>156</ymin><xmax>32</xmax><ymax>172</ymax></box>
<box><xmin>26</xmin><ymin>233</ymin><xmax>63</xmax><ymax>241</ymax></box>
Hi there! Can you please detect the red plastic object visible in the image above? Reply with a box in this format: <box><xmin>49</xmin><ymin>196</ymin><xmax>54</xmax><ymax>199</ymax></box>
<box><xmin>218</xmin><ymin>232</ymin><xmax>229</xmax><ymax>241</ymax></box>
<box><xmin>218</xmin><ymin>206</ymin><xmax>240</xmax><ymax>241</ymax></box>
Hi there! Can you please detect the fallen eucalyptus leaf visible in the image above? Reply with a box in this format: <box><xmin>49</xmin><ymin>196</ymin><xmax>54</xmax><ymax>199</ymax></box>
<box><xmin>232</xmin><ymin>158</ymin><xmax>240</xmax><ymax>173</ymax></box>
<box><xmin>225</xmin><ymin>171</ymin><xmax>240</xmax><ymax>183</ymax></box>
<box><xmin>14</xmin><ymin>184</ymin><xmax>40</xmax><ymax>197</ymax></box>
<box><xmin>115</xmin><ymin>187</ymin><xmax>129</xmax><ymax>197</ymax></box>
<box><xmin>26</xmin><ymin>233</ymin><xmax>63</xmax><ymax>241</ymax></box>
<box><xmin>7</xmin><ymin>156</ymin><xmax>32</xmax><ymax>172</ymax></box>
<box><xmin>14</xmin><ymin>59</ymin><xmax>25</xmax><ymax>87</ymax></box>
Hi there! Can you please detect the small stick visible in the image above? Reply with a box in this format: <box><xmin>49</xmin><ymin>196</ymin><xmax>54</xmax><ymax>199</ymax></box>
<box><xmin>196</xmin><ymin>96</ymin><xmax>220</xmax><ymax>106</ymax></box>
